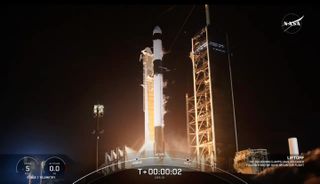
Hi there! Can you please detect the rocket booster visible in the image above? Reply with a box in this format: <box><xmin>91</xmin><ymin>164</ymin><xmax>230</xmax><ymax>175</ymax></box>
<box><xmin>141</xmin><ymin>47</ymin><xmax>154</xmax><ymax>153</ymax></box>
<box><xmin>153</xmin><ymin>26</ymin><xmax>165</xmax><ymax>156</ymax></box>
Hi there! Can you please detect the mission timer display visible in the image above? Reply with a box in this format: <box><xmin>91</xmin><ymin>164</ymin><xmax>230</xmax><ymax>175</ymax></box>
<box><xmin>137</xmin><ymin>168</ymin><xmax>182</xmax><ymax>176</ymax></box>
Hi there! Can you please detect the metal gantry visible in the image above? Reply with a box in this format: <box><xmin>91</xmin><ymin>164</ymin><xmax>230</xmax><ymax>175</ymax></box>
<box><xmin>103</xmin><ymin>146</ymin><xmax>127</xmax><ymax>174</ymax></box>
<box><xmin>185</xmin><ymin>94</ymin><xmax>195</xmax><ymax>157</ymax></box>
<box><xmin>187</xmin><ymin>27</ymin><xmax>216</xmax><ymax>171</ymax></box>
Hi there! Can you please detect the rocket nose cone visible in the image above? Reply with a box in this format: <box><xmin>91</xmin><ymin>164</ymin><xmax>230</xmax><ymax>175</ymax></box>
<box><xmin>153</xmin><ymin>26</ymin><xmax>162</xmax><ymax>35</ymax></box>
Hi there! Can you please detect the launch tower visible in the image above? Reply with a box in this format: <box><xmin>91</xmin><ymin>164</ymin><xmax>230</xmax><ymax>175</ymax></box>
<box><xmin>187</xmin><ymin>6</ymin><xmax>237</xmax><ymax>172</ymax></box>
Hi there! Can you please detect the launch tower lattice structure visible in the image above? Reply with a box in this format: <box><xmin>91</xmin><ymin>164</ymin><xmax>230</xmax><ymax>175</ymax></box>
<box><xmin>187</xmin><ymin>28</ymin><xmax>216</xmax><ymax>171</ymax></box>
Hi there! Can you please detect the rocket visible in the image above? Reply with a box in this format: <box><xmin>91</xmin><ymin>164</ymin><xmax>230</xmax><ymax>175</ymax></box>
<box><xmin>140</xmin><ymin>26</ymin><xmax>165</xmax><ymax>157</ymax></box>
<box><xmin>153</xmin><ymin>26</ymin><xmax>165</xmax><ymax>156</ymax></box>
<box><xmin>140</xmin><ymin>47</ymin><xmax>154</xmax><ymax>154</ymax></box>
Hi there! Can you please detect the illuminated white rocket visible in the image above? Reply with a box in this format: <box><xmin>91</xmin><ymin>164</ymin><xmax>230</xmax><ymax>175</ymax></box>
<box><xmin>140</xmin><ymin>47</ymin><xmax>155</xmax><ymax>153</ymax></box>
<box><xmin>152</xmin><ymin>26</ymin><xmax>165</xmax><ymax>156</ymax></box>
<box><xmin>140</xmin><ymin>26</ymin><xmax>165</xmax><ymax>156</ymax></box>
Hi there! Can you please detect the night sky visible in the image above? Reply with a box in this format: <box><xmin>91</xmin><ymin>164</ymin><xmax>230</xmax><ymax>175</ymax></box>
<box><xmin>2</xmin><ymin>4</ymin><xmax>319</xmax><ymax>174</ymax></box>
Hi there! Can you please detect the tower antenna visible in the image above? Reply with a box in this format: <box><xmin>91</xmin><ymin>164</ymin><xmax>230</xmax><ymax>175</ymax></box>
<box><xmin>205</xmin><ymin>4</ymin><xmax>211</xmax><ymax>26</ymax></box>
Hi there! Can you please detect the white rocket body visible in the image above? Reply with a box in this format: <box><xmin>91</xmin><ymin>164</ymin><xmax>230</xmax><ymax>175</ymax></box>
<box><xmin>140</xmin><ymin>47</ymin><xmax>154</xmax><ymax>153</ymax></box>
<box><xmin>153</xmin><ymin>26</ymin><xmax>165</xmax><ymax>156</ymax></box>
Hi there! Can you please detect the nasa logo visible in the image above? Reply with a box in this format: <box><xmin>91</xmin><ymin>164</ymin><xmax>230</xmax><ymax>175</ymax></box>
<box><xmin>281</xmin><ymin>13</ymin><xmax>304</xmax><ymax>34</ymax></box>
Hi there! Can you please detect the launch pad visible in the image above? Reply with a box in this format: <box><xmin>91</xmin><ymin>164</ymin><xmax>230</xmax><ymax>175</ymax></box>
<box><xmin>99</xmin><ymin>22</ymin><xmax>240</xmax><ymax>177</ymax></box>
<box><xmin>95</xmin><ymin>5</ymin><xmax>268</xmax><ymax>182</ymax></box>
<box><xmin>99</xmin><ymin>9</ymin><xmax>240</xmax><ymax>175</ymax></box>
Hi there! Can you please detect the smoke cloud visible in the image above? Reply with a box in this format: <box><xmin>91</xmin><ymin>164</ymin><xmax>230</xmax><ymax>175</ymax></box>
<box><xmin>253</xmin><ymin>148</ymin><xmax>320</xmax><ymax>184</ymax></box>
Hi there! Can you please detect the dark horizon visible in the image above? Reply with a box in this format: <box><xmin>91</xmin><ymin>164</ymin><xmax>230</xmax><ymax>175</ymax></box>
<box><xmin>1</xmin><ymin>4</ymin><xmax>319</xmax><ymax>174</ymax></box>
